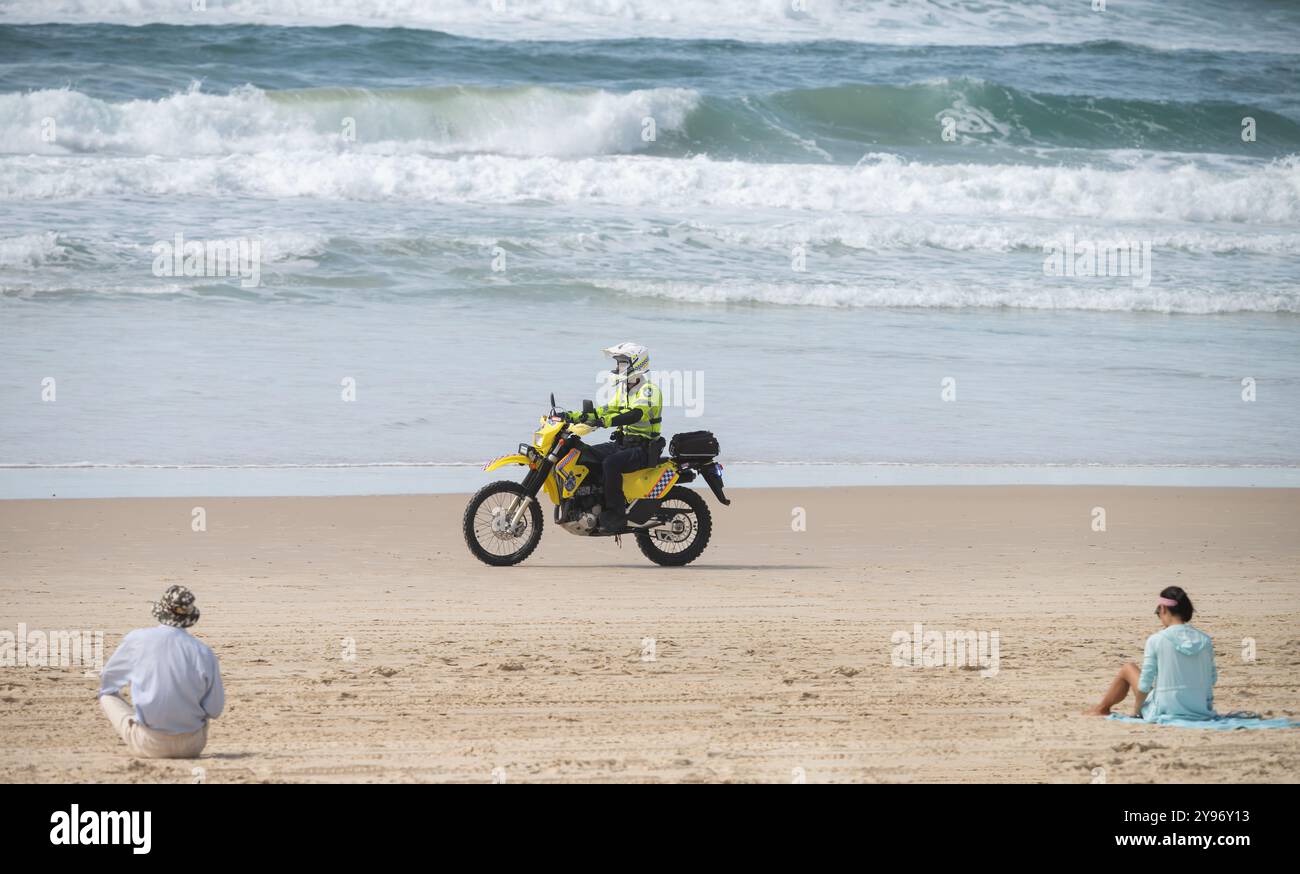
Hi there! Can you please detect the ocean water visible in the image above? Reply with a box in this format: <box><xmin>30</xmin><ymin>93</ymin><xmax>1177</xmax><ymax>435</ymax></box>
<box><xmin>1</xmin><ymin>1</ymin><xmax>1298</xmax><ymax>497</ymax></box>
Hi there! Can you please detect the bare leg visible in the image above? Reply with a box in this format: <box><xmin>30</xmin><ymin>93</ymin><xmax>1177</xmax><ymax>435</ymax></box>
<box><xmin>1129</xmin><ymin>664</ymin><xmax>1148</xmax><ymax>716</ymax></box>
<box><xmin>1083</xmin><ymin>662</ymin><xmax>1141</xmax><ymax>716</ymax></box>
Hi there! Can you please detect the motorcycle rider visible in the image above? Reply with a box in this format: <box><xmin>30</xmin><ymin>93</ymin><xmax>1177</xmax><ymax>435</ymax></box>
<box><xmin>564</xmin><ymin>342</ymin><xmax>663</xmax><ymax>532</ymax></box>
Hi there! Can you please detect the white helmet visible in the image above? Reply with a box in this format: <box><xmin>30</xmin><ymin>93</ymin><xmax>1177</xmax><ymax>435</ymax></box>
<box><xmin>603</xmin><ymin>342</ymin><xmax>649</xmax><ymax>387</ymax></box>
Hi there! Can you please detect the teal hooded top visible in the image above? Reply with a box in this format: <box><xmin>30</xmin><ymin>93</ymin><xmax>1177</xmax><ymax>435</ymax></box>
<box><xmin>1138</xmin><ymin>624</ymin><xmax>1217</xmax><ymax>722</ymax></box>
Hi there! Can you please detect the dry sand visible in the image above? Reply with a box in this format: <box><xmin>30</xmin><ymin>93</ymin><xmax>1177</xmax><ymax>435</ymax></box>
<box><xmin>1</xmin><ymin>486</ymin><xmax>1297</xmax><ymax>783</ymax></box>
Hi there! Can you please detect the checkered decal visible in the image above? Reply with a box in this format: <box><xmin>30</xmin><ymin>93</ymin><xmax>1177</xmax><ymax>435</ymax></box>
<box><xmin>645</xmin><ymin>467</ymin><xmax>677</xmax><ymax>499</ymax></box>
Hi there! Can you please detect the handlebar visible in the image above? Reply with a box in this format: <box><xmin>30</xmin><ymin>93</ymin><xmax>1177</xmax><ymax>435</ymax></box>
<box><xmin>547</xmin><ymin>395</ymin><xmax>598</xmax><ymax>426</ymax></box>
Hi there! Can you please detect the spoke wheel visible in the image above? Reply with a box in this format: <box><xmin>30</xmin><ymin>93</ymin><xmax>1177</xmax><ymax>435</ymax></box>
<box><xmin>635</xmin><ymin>486</ymin><xmax>712</xmax><ymax>566</ymax></box>
<box><xmin>463</xmin><ymin>481</ymin><xmax>544</xmax><ymax>566</ymax></box>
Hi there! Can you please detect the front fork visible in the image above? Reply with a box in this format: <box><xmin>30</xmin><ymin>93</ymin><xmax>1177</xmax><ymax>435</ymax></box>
<box><xmin>505</xmin><ymin>451</ymin><xmax>556</xmax><ymax>528</ymax></box>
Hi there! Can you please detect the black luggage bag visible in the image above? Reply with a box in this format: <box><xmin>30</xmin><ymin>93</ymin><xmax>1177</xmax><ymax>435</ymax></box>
<box><xmin>669</xmin><ymin>430</ymin><xmax>720</xmax><ymax>460</ymax></box>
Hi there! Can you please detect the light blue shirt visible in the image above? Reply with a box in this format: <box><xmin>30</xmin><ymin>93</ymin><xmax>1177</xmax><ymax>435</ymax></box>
<box><xmin>1137</xmin><ymin>623</ymin><xmax>1217</xmax><ymax>723</ymax></box>
<box><xmin>98</xmin><ymin>624</ymin><xmax>224</xmax><ymax>734</ymax></box>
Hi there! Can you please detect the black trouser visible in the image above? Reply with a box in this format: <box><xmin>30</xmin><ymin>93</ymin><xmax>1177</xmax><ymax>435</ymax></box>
<box><xmin>587</xmin><ymin>440</ymin><xmax>650</xmax><ymax>512</ymax></box>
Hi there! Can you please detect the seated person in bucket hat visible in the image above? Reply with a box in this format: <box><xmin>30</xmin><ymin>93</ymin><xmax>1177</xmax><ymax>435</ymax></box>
<box><xmin>97</xmin><ymin>585</ymin><xmax>224</xmax><ymax>758</ymax></box>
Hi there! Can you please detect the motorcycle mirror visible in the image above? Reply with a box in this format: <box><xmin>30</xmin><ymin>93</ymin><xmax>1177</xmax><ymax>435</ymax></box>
<box><xmin>582</xmin><ymin>399</ymin><xmax>595</xmax><ymax>414</ymax></box>
<box><xmin>550</xmin><ymin>392</ymin><xmax>556</xmax><ymax>413</ymax></box>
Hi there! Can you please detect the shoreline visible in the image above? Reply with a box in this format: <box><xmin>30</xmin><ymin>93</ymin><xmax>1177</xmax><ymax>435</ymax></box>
<box><xmin>4</xmin><ymin>463</ymin><xmax>1300</xmax><ymax>500</ymax></box>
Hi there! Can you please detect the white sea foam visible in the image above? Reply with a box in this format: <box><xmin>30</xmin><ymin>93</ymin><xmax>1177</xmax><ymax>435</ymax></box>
<box><xmin>595</xmin><ymin>278</ymin><xmax>1300</xmax><ymax>314</ymax></box>
<box><xmin>0</xmin><ymin>231</ymin><xmax>67</xmax><ymax>268</ymax></box>
<box><xmin>0</xmin><ymin>85</ymin><xmax>698</xmax><ymax>157</ymax></box>
<box><xmin>685</xmin><ymin>218</ymin><xmax>1300</xmax><ymax>255</ymax></box>
<box><xmin>4</xmin><ymin>151</ymin><xmax>1296</xmax><ymax>226</ymax></box>
<box><xmin>253</xmin><ymin>230</ymin><xmax>330</xmax><ymax>261</ymax></box>
<box><xmin>3</xmin><ymin>0</ymin><xmax>1295</xmax><ymax>52</ymax></box>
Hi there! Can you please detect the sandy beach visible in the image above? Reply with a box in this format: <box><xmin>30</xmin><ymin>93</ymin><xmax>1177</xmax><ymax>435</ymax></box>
<box><xmin>1</xmin><ymin>485</ymin><xmax>1297</xmax><ymax>783</ymax></box>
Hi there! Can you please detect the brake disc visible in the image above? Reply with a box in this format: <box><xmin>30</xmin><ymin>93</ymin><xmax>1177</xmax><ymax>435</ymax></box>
<box><xmin>490</xmin><ymin>506</ymin><xmax>527</xmax><ymax>538</ymax></box>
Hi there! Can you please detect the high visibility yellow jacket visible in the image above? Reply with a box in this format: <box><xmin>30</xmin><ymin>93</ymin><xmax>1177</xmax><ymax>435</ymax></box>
<box><xmin>596</xmin><ymin>381</ymin><xmax>662</xmax><ymax>440</ymax></box>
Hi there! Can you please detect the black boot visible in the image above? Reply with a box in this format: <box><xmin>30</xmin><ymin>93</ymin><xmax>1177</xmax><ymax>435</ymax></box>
<box><xmin>598</xmin><ymin>507</ymin><xmax>627</xmax><ymax>533</ymax></box>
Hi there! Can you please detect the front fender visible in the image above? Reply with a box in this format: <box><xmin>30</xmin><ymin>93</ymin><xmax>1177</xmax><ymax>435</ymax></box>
<box><xmin>483</xmin><ymin>453</ymin><xmax>531</xmax><ymax>473</ymax></box>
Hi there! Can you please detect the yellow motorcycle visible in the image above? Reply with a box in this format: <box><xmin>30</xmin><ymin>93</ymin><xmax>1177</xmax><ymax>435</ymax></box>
<box><xmin>464</xmin><ymin>394</ymin><xmax>729</xmax><ymax>566</ymax></box>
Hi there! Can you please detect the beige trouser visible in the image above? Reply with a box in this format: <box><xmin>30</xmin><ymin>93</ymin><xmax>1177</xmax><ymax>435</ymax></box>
<box><xmin>99</xmin><ymin>693</ymin><xmax>208</xmax><ymax>759</ymax></box>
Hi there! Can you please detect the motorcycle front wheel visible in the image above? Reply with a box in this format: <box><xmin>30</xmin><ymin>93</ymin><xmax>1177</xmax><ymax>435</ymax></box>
<box><xmin>463</xmin><ymin>480</ymin><xmax>544</xmax><ymax>566</ymax></box>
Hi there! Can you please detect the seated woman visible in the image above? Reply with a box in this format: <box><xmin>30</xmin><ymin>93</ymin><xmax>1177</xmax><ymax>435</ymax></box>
<box><xmin>1084</xmin><ymin>586</ymin><xmax>1217</xmax><ymax>721</ymax></box>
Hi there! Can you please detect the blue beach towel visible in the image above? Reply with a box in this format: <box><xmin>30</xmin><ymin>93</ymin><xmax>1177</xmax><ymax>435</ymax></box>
<box><xmin>1108</xmin><ymin>712</ymin><xmax>1297</xmax><ymax>730</ymax></box>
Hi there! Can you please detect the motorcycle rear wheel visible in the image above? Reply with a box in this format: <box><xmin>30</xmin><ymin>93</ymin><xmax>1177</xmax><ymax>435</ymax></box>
<box><xmin>635</xmin><ymin>486</ymin><xmax>712</xmax><ymax>566</ymax></box>
<box><xmin>464</xmin><ymin>480</ymin><xmax>544</xmax><ymax>566</ymax></box>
